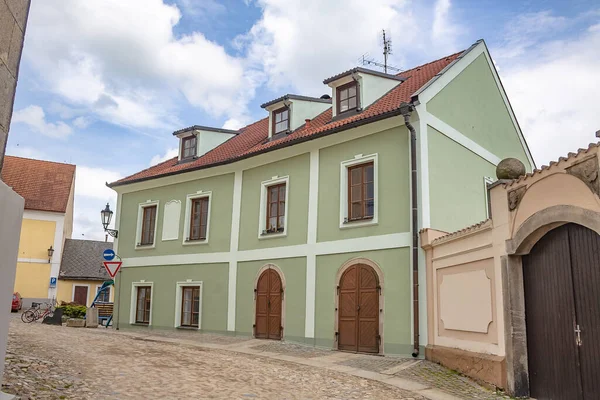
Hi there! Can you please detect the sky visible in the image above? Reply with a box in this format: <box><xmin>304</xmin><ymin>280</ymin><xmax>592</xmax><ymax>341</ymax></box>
<box><xmin>6</xmin><ymin>0</ymin><xmax>600</xmax><ymax>240</ymax></box>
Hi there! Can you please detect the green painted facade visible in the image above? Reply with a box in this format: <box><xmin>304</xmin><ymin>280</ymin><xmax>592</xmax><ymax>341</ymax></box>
<box><xmin>314</xmin><ymin>248</ymin><xmax>413</xmax><ymax>353</ymax></box>
<box><xmin>427</xmin><ymin>53</ymin><xmax>531</xmax><ymax>167</ymax></box>
<box><xmin>239</xmin><ymin>154</ymin><xmax>310</xmax><ymax>250</ymax></box>
<box><xmin>428</xmin><ymin>126</ymin><xmax>497</xmax><ymax>233</ymax></box>
<box><xmin>118</xmin><ymin>173</ymin><xmax>235</xmax><ymax>258</ymax></box>
<box><xmin>235</xmin><ymin>258</ymin><xmax>307</xmax><ymax>341</ymax></box>
<box><xmin>115</xmin><ymin>263</ymin><xmax>229</xmax><ymax>332</ymax></box>
<box><xmin>317</xmin><ymin>127</ymin><xmax>410</xmax><ymax>242</ymax></box>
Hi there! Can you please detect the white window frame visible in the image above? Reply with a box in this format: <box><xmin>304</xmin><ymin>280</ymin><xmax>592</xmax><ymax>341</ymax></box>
<box><xmin>173</xmin><ymin>281</ymin><xmax>203</xmax><ymax>329</ymax></box>
<box><xmin>484</xmin><ymin>176</ymin><xmax>495</xmax><ymax>218</ymax></box>
<box><xmin>258</xmin><ymin>175</ymin><xmax>290</xmax><ymax>239</ymax></box>
<box><xmin>135</xmin><ymin>200</ymin><xmax>160</xmax><ymax>250</ymax></box>
<box><xmin>339</xmin><ymin>153</ymin><xmax>379</xmax><ymax>229</ymax></box>
<box><xmin>182</xmin><ymin>191</ymin><xmax>212</xmax><ymax>246</ymax></box>
<box><xmin>130</xmin><ymin>281</ymin><xmax>154</xmax><ymax>325</ymax></box>
<box><xmin>71</xmin><ymin>284</ymin><xmax>91</xmax><ymax>307</ymax></box>
<box><xmin>95</xmin><ymin>284</ymin><xmax>112</xmax><ymax>303</ymax></box>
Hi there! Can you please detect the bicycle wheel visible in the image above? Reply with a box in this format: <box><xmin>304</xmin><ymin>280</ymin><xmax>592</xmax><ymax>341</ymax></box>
<box><xmin>21</xmin><ymin>309</ymin><xmax>36</xmax><ymax>323</ymax></box>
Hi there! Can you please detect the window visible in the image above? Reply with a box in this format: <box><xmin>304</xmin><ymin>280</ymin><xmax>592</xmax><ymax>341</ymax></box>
<box><xmin>96</xmin><ymin>286</ymin><xmax>110</xmax><ymax>303</ymax></box>
<box><xmin>180</xmin><ymin>286</ymin><xmax>201</xmax><ymax>327</ymax></box>
<box><xmin>181</xmin><ymin>135</ymin><xmax>197</xmax><ymax>160</ymax></box>
<box><xmin>266</xmin><ymin>183</ymin><xmax>286</xmax><ymax>233</ymax></box>
<box><xmin>140</xmin><ymin>205</ymin><xmax>157</xmax><ymax>246</ymax></box>
<box><xmin>135</xmin><ymin>286</ymin><xmax>152</xmax><ymax>324</ymax></box>
<box><xmin>189</xmin><ymin>197</ymin><xmax>209</xmax><ymax>241</ymax></box>
<box><xmin>258</xmin><ymin>176</ymin><xmax>289</xmax><ymax>238</ymax></box>
<box><xmin>347</xmin><ymin>162</ymin><xmax>374</xmax><ymax>221</ymax></box>
<box><xmin>337</xmin><ymin>81</ymin><xmax>358</xmax><ymax>114</ymax></box>
<box><xmin>272</xmin><ymin>107</ymin><xmax>289</xmax><ymax>135</ymax></box>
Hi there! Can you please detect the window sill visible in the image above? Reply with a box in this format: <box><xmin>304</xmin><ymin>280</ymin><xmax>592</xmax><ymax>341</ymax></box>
<box><xmin>135</xmin><ymin>243</ymin><xmax>156</xmax><ymax>250</ymax></box>
<box><xmin>340</xmin><ymin>218</ymin><xmax>377</xmax><ymax>230</ymax></box>
<box><xmin>176</xmin><ymin>326</ymin><xmax>200</xmax><ymax>331</ymax></box>
<box><xmin>258</xmin><ymin>231</ymin><xmax>287</xmax><ymax>240</ymax></box>
<box><xmin>182</xmin><ymin>239</ymin><xmax>208</xmax><ymax>246</ymax></box>
<box><xmin>131</xmin><ymin>323</ymin><xmax>150</xmax><ymax>327</ymax></box>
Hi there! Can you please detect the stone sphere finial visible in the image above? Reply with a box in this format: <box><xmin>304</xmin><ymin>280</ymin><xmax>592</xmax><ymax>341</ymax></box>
<box><xmin>496</xmin><ymin>158</ymin><xmax>526</xmax><ymax>180</ymax></box>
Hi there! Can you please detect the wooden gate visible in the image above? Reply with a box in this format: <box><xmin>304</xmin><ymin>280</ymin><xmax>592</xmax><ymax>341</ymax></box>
<box><xmin>255</xmin><ymin>268</ymin><xmax>282</xmax><ymax>340</ymax></box>
<box><xmin>338</xmin><ymin>264</ymin><xmax>379</xmax><ymax>353</ymax></box>
<box><xmin>523</xmin><ymin>223</ymin><xmax>600</xmax><ymax>399</ymax></box>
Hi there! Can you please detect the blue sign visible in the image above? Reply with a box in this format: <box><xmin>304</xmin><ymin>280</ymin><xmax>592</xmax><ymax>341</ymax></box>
<box><xmin>49</xmin><ymin>277</ymin><xmax>57</xmax><ymax>287</ymax></box>
<box><xmin>103</xmin><ymin>249</ymin><xmax>116</xmax><ymax>261</ymax></box>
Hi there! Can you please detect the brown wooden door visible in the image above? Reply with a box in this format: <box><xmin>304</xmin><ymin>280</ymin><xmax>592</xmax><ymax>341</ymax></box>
<box><xmin>73</xmin><ymin>286</ymin><xmax>88</xmax><ymax>306</ymax></box>
<box><xmin>338</xmin><ymin>264</ymin><xmax>379</xmax><ymax>353</ymax></box>
<box><xmin>523</xmin><ymin>223</ymin><xmax>600</xmax><ymax>399</ymax></box>
<box><xmin>255</xmin><ymin>269</ymin><xmax>282</xmax><ymax>340</ymax></box>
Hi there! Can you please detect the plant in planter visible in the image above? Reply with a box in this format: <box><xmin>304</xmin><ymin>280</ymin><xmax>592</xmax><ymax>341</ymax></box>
<box><xmin>57</xmin><ymin>302</ymin><xmax>87</xmax><ymax>319</ymax></box>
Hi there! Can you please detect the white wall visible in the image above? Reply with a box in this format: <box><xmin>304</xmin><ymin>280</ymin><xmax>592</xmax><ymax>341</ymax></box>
<box><xmin>360</xmin><ymin>73</ymin><xmax>401</xmax><ymax>110</ymax></box>
<box><xmin>289</xmin><ymin>100</ymin><xmax>330</xmax><ymax>131</ymax></box>
<box><xmin>197</xmin><ymin>130</ymin><xmax>236</xmax><ymax>157</ymax></box>
<box><xmin>0</xmin><ymin>181</ymin><xmax>25</xmax><ymax>383</ymax></box>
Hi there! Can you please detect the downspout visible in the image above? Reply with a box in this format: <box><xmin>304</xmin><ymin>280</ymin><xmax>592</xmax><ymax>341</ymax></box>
<box><xmin>399</xmin><ymin>102</ymin><xmax>420</xmax><ymax>357</ymax></box>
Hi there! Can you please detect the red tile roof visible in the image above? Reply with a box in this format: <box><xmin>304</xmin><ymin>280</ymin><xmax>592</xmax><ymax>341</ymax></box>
<box><xmin>111</xmin><ymin>48</ymin><xmax>466</xmax><ymax>187</ymax></box>
<box><xmin>1</xmin><ymin>156</ymin><xmax>76</xmax><ymax>213</ymax></box>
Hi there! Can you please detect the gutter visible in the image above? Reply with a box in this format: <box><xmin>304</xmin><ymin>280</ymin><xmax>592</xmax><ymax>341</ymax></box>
<box><xmin>399</xmin><ymin>102</ymin><xmax>420</xmax><ymax>358</ymax></box>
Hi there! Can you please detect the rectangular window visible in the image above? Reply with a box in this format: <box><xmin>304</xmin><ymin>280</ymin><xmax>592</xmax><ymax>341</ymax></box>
<box><xmin>96</xmin><ymin>287</ymin><xmax>110</xmax><ymax>303</ymax></box>
<box><xmin>189</xmin><ymin>197</ymin><xmax>209</xmax><ymax>241</ymax></box>
<box><xmin>337</xmin><ymin>82</ymin><xmax>358</xmax><ymax>114</ymax></box>
<box><xmin>272</xmin><ymin>107</ymin><xmax>289</xmax><ymax>135</ymax></box>
<box><xmin>266</xmin><ymin>183</ymin><xmax>286</xmax><ymax>233</ymax></box>
<box><xmin>180</xmin><ymin>286</ymin><xmax>200</xmax><ymax>327</ymax></box>
<box><xmin>182</xmin><ymin>136</ymin><xmax>197</xmax><ymax>160</ymax></box>
<box><xmin>140</xmin><ymin>205</ymin><xmax>157</xmax><ymax>245</ymax></box>
<box><xmin>347</xmin><ymin>162</ymin><xmax>374</xmax><ymax>221</ymax></box>
<box><xmin>135</xmin><ymin>286</ymin><xmax>151</xmax><ymax>324</ymax></box>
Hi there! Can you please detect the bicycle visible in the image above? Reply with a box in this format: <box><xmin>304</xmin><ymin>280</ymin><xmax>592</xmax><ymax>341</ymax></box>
<box><xmin>21</xmin><ymin>301</ymin><xmax>55</xmax><ymax>323</ymax></box>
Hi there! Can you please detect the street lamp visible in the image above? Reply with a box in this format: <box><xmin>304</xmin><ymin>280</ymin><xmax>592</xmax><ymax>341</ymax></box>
<box><xmin>47</xmin><ymin>246</ymin><xmax>54</xmax><ymax>263</ymax></box>
<box><xmin>101</xmin><ymin>203</ymin><xmax>118</xmax><ymax>238</ymax></box>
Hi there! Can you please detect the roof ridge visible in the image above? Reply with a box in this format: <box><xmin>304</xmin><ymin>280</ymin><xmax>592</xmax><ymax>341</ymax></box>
<box><xmin>4</xmin><ymin>155</ymin><xmax>76</xmax><ymax>167</ymax></box>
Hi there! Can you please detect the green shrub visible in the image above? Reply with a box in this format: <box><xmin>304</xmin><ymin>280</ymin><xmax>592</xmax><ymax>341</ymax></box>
<box><xmin>57</xmin><ymin>302</ymin><xmax>87</xmax><ymax>319</ymax></box>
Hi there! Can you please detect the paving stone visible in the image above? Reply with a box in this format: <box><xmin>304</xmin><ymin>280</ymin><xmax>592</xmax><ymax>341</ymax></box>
<box><xmin>250</xmin><ymin>341</ymin><xmax>333</xmax><ymax>358</ymax></box>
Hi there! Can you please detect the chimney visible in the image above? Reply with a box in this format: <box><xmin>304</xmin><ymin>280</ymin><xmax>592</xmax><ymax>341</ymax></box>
<box><xmin>595</xmin><ymin>130</ymin><xmax>600</xmax><ymax>138</ymax></box>
<box><xmin>305</xmin><ymin>119</ymin><xmax>311</xmax><ymax>129</ymax></box>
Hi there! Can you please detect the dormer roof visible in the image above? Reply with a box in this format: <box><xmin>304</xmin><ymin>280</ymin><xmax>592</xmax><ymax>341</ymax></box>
<box><xmin>260</xmin><ymin>94</ymin><xmax>332</xmax><ymax>109</ymax></box>
<box><xmin>323</xmin><ymin>67</ymin><xmax>407</xmax><ymax>85</ymax></box>
<box><xmin>173</xmin><ymin>125</ymin><xmax>240</xmax><ymax>136</ymax></box>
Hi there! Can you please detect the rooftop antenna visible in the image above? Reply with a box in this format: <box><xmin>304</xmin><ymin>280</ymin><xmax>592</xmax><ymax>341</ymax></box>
<box><xmin>358</xmin><ymin>30</ymin><xmax>401</xmax><ymax>73</ymax></box>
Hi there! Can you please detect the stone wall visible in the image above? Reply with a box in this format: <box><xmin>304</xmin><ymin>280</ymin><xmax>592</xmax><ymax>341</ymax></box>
<box><xmin>0</xmin><ymin>0</ymin><xmax>30</xmax><ymax>172</ymax></box>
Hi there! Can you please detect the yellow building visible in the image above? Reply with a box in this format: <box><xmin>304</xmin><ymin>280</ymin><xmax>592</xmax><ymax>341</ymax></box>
<box><xmin>57</xmin><ymin>239</ymin><xmax>114</xmax><ymax>307</ymax></box>
<box><xmin>1</xmin><ymin>156</ymin><xmax>75</xmax><ymax>306</ymax></box>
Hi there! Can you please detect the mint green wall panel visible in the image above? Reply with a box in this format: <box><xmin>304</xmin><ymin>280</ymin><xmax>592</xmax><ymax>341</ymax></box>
<box><xmin>114</xmin><ymin>263</ymin><xmax>229</xmax><ymax>332</ymax></box>
<box><xmin>238</xmin><ymin>154</ymin><xmax>310</xmax><ymax>250</ymax></box>
<box><xmin>235</xmin><ymin>258</ymin><xmax>306</xmax><ymax>340</ymax></box>
<box><xmin>428</xmin><ymin>126</ymin><xmax>496</xmax><ymax>233</ymax></box>
<box><xmin>314</xmin><ymin>248</ymin><xmax>412</xmax><ymax>354</ymax></box>
<box><xmin>118</xmin><ymin>173</ymin><xmax>234</xmax><ymax>258</ymax></box>
<box><xmin>427</xmin><ymin>53</ymin><xmax>531</xmax><ymax>169</ymax></box>
<box><xmin>317</xmin><ymin>127</ymin><xmax>410</xmax><ymax>243</ymax></box>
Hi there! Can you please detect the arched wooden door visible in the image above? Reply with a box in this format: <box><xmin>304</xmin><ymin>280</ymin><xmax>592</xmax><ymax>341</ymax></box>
<box><xmin>523</xmin><ymin>223</ymin><xmax>600</xmax><ymax>399</ymax></box>
<box><xmin>338</xmin><ymin>264</ymin><xmax>379</xmax><ymax>353</ymax></box>
<box><xmin>255</xmin><ymin>268</ymin><xmax>282</xmax><ymax>340</ymax></box>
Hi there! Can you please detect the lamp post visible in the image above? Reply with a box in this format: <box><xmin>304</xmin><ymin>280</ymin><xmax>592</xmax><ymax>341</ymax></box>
<box><xmin>47</xmin><ymin>246</ymin><xmax>54</xmax><ymax>263</ymax></box>
<box><xmin>101</xmin><ymin>203</ymin><xmax>119</xmax><ymax>238</ymax></box>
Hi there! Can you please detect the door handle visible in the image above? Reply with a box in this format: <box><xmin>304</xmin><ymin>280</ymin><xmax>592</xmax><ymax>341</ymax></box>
<box><xmin>357</xmin><ymin>305</ymin><xmax>360</xmax><ymax>311</ymax></box>
<box><xmin>575</xmin><ymin>324</ymin><xmax>582</xmax><ymax>346</ymax></box>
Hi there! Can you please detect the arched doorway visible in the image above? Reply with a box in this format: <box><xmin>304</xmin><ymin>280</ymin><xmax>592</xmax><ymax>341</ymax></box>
<box><xmin>337</xmin><ymin>263</ymin><xmax>380</xmax><ymax>353</ymax></box>
<box><xmin>255</xmin><ymin>267</ymin><xmax>283</xmax><ymax>340</ymax></box>
<box><xmin>523</xmin><ymin>223</ymin><xmax>600</xmax><ymax>399</ymax></box>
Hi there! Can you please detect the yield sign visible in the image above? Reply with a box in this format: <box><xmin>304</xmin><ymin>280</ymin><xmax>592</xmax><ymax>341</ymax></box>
<box><xmin>103</xmin><ymin>261</ymin><xmax>122</xmax><ymax>278</ymax></box>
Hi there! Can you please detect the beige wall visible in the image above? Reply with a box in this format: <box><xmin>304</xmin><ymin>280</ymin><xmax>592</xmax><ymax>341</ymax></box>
<box><xmin>57</xmin><ymin>280</ymin><xmax>114</xmax><ymax>307</ymax></box>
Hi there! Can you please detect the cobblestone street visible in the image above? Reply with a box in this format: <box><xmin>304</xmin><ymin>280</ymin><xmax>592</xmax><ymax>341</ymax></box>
<box><xmin>2</xmin><ymin>315</ymin><xmax>509</xmax><ymax>399</ymax></box>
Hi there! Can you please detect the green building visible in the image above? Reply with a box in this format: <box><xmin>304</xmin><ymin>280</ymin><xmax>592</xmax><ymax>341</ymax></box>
<box><xmin>108</xmin><ymin>40</ymin><xmax>533</xmax><ymax>356</ymax></box>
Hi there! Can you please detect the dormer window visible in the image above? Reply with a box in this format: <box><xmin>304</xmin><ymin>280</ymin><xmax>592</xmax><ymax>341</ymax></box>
<box><xmin>272</xmin><ymin>107</ymin><xmax>290</xmax><ymax>135</ymax></box>
<box><xmin>337</xmin><ymin>81</ymin><xmax>359</xmax><ymax>114</ymax></box>
<box><xmin>181</xmin><ymin>135</ymin><xmax>197</xmax><ymax>160</ymax></box>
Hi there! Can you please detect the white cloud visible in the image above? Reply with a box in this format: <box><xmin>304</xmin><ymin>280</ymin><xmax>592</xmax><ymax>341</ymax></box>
<box><xmin>238</xmin><ymin>0</ymin><xmax>464</xmax><ymax>96</ymax></box>
<box><xmin>11</xmin><ymin>105</ymin><xmax>73</xmax><ymax>139</ymax></box>
<box><xmin>178</xmin><ymin>0</ymin><xmax>226</xmax><ymax>16</ymax></box>
<box><xmin>432</xmin><ymin>0</ymin><xmax>462</xmax><ymax>51</ymax></box>
<box><xmin>150</xmin><ymin>148</ymin><xmax>179</xmax><ymax>166</ymax></box>
<box><xmin>497</xmin><ymin>17</ymin><xmax>600</xmax><ymax>166</ymax></box>
<box><xmin>75</xmin><ymin>166</ymin><xmax>122</xmax><ymax>201</ymax></box>
<box><xmin>72</xmin><ymin>116</ymin><xmax>91</xmax><ymax>129</ymax></box>
<box><xmin>24</xmin><ymin>0</ymin><xmax>253</xmax><ymax>130</ymax></box>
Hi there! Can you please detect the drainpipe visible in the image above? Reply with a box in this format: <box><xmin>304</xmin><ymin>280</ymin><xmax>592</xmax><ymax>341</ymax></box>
<box><xmin>399</xmin><ymin>102</ymin><xmax>420</xmax><ymax>358</ymax></box>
